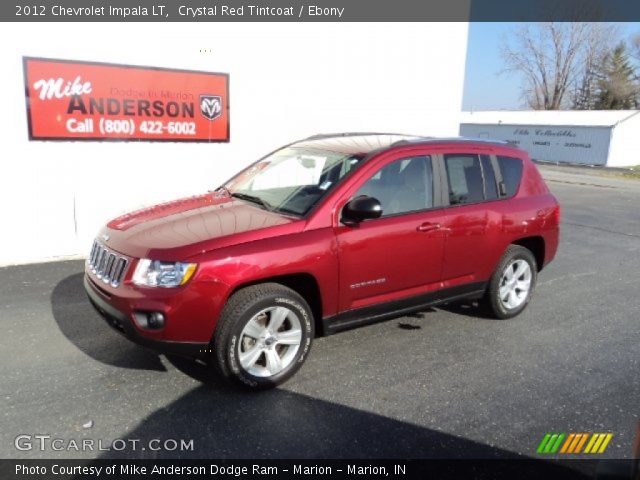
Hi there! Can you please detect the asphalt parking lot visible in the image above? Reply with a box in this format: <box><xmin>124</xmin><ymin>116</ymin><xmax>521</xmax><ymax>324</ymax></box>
<box><xmin>1</xmin><ymin>165</ymin><xmax>639</xmax><ymax>461</ymax></box>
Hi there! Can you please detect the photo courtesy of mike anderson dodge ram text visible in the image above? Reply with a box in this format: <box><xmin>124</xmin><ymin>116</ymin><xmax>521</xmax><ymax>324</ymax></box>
<box><xmin>1</xmin><ymin>2</ymin><xmax>640</xmax><ymax>479</ymax></box>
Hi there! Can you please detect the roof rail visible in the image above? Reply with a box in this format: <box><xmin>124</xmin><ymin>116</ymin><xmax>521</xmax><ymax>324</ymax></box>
<box><xmin>390</xmin><ymin>136</ymin><xmax>432</xmax><ymax>147</ymax></box>
<box><xmin>305</xmin><ymin>133</ymin><xmax>510</xmax><ymax>145</ymax></box>
<box><xmin>391</xmin><ymin>136</ymin><xmax>510</xmax><ymax>147</ymax></box>
<box><xmin>449</xmin><ymin>136</ymin><xmax>509</xmax><ymax>144</ymax></box>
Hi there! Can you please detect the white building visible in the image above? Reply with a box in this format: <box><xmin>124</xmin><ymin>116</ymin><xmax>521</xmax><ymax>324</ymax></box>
<box><xmin>1</xmin><ymin>22</ymin><xmax>469</xmax><ymax>266</ymax></box>
<box><xmin>460</xmin><ymin>110</ymin><xmax>640</xmax><ymax>167</ymax></box>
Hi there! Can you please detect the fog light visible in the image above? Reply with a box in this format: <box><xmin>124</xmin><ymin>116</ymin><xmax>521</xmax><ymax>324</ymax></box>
<box><xmin>133</xmin><ymin>311</ymin><xmax>165</xmax><ymax>330</ymax></box>
<box><xmin>148</xmin><ymin>312</ymin><xmax>165</xmax><ymax>329</ymax></box>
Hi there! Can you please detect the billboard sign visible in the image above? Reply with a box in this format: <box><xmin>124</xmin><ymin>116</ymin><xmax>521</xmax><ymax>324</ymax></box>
<box><xmin>23</xmin><ymin>57</ymin><xmax>229</xmax><ymax>142</ymax></box>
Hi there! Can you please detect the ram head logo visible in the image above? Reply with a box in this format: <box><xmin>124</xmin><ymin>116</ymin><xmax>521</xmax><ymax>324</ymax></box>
<box><xmin>200</xmin><ymin>95</ymin><xmax>223</xmax><ymax>121</ymax></box>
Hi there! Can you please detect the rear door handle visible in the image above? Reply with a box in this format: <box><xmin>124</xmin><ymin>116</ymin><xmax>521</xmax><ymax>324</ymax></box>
<box><xmin>417</xmin><ymin>222</ymin><xmax>441</xmax><ymax>232</ymax></box>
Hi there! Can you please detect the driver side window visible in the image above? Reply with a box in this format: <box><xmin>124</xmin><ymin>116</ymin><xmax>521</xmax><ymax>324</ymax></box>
<box><xmin>355</xmin><ymin>155</ymin><xmax>433</xmax><ymax>217</ymax></box>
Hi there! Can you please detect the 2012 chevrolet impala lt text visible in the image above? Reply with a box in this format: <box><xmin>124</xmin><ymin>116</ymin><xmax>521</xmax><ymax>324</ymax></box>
<box><xmin>84</xmin><ymin>133</ymin><xmax>560</xmax><ymax>389</ymax></box>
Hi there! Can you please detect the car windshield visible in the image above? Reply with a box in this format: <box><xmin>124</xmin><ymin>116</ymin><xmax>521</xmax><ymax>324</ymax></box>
<box><xmin>223</xmin><ymin>147</ymin><xmax>363</xmax><ymax>216</ymax></box>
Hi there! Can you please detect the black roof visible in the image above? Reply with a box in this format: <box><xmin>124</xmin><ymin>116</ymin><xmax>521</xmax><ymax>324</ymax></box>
<box><xmin>292</xmin><ymin>132</ymin><xmax>511</xmax><ymax>156</ymax></box>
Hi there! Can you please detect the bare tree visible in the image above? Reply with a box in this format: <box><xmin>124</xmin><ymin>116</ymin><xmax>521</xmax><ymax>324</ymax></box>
<box><xmin>572</xmin><ymin>24</ymin><xmax>619</xmax><ymax>110</ymax></box>
<box><xmin>501</xmin><ymin>23</ymin><xmax>618</xmax><ymax>110</ymax></box>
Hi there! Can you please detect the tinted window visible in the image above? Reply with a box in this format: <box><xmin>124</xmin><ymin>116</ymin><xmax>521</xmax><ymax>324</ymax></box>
<box><xmin>481</xmin><ymin>155</ymin><xmax>499</xmax><ymax>200</ymax></box>
<box><xmin>497</xmin><ymin>156</ymin><xmax>524</xmax><ymax>197</ymax></box>
<box><xmin>444</xmin><ymin>154</ymin><xmax>484</xmax><ymax>205</ymax></box>
<box><xmin>356</xmin><ymin>155</ymin><xmax>433</xmax><ymax>217</ymax></box>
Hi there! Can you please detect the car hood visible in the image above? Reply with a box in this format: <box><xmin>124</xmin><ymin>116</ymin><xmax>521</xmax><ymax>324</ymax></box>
<box><xmin>99</xmin><ymin>193</ymin><xmax>303</xmax><ymax>260</ymax></box>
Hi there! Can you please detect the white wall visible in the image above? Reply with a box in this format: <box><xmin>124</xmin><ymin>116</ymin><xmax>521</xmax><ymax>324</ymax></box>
<box><xmin>460</xmin><ymin>123</ymin><xmax>613</xmax><ymax>165</ymax></box>
<box><xmin>0</xmin><ymin>22</ymin><xmax>468</xmax><ymax>266</ymax></box>
<box><xmin>608</xmin><ymin>113</ymin><xmax>640</xmax><ymax>167</ymax></box>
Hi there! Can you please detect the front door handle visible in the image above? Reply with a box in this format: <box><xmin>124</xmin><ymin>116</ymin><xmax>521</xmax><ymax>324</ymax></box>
<box><xmin>417</xmin><ymin>222</ymin><xmax>441</xmax><ymax>233</ymax></box>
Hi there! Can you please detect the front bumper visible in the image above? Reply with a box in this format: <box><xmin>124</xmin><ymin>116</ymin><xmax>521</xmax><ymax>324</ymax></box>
<box><xmin>84</xmin><ymin>275</ymin><xmax>209</xmax><ymax>358</ymax></box>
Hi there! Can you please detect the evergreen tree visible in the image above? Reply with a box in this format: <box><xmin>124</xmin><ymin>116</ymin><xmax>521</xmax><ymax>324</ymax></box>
<box><xmin>595</xmin><ymin>43</ymin><xmax>639</xmax><ymax>109</ymax></box>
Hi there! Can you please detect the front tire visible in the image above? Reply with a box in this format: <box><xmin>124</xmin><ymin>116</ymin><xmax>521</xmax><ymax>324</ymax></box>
<box><xmin>485</xmin><ymin>245</ymin><xmax>537</xmax><ymax>319</ymax></box>
<box><xmin>213</xmin><ymin>283</ymin><xmax>314</xmax><ymax>390</ymax></box>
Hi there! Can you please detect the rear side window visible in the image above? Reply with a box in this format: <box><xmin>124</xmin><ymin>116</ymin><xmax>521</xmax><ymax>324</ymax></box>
<box><xmin>481</xmin><ymin>155</ymin><xmax>499</xmax><ymax>200</ymax></box>
<box><xmin>444</xmin><ymin>154</ymin><xmax>484</xmax><ymax>205</ymax></box>
<box><xmin>497</xmin><ymin>156</ymin><xmax>524</xmax><ymax>197</ymax></box>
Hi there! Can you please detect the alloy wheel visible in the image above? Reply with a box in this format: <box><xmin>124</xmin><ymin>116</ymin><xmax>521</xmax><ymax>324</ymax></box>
<box><xmin>237</xmin><ymin>306</ymin><xmax>303</xmax><ymax>377</ymax></box>
<box><xmin>498</xmin><ymin>259</ymin><xmax>532</xmax><ymax>310</ymax></box>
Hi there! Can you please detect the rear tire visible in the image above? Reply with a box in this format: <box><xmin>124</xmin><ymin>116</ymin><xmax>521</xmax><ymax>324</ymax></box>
<box><xmin>213</xmin><ymin>283</ymin><xmax>314</xmax><ymax>390</ymax></box>
<box><xmin>484</xmin><ymin>245</ymin><xmax>537</xmax><ymax>319</ymax></box>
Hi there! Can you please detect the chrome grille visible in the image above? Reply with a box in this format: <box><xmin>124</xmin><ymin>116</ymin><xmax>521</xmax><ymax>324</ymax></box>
<box><xmin>87</xmin><ymin>240</ymin><xmax>128</xmax><ymax>287</ymax></box>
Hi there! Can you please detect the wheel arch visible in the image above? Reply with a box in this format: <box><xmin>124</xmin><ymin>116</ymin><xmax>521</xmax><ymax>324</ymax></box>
<box><xmin>512</xmin><ymin>235</ymin><xmax>546</xmax><ymax>271</ymax></box>
<box><xmin>227</xmin><ymin>272</ymin><xmax>325</xmax><ymax>336</ymax></box>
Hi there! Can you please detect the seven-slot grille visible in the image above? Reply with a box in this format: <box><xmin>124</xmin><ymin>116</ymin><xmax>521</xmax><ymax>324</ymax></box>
<box><xmin>88</xmin><ymin>240</ymin><xmax>129</xmax><ymax>287</ymax></box>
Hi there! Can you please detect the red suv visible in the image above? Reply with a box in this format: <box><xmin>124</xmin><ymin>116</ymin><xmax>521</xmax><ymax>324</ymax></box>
<box><xmin>85</xmin><ymin>133</ymin><xmax>560</xmax><ymax>389</ymax></box>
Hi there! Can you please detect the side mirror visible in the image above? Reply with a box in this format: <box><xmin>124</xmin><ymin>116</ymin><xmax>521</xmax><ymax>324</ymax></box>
<box><xmin>342</xmin><ymin>195</ymin><xmax>383</xmax><ymax>225</ymax></box>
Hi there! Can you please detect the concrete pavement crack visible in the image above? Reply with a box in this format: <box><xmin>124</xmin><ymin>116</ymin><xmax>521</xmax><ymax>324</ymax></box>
<box><xmin>563</xmin><ymin>221</ymin><xmax>640</xmax><ymax>239</ymax></box>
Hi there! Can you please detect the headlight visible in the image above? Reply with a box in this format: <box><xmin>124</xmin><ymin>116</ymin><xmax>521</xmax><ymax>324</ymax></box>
<box><xmin>132</xmin><ymin>259</ymin><xmax>197</xmax><ymax>288</ymax></box>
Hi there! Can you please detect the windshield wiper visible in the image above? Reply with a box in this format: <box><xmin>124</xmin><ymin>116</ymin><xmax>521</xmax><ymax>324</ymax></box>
<box><xmin>231</xmin><ymin>192</ymin><xmax>274</xmax><ymax>211</ymax></box>
<box><xmin>211</xmin><ymin>185</ymin><xmax>232</xmax><ymax>197</ymax></box>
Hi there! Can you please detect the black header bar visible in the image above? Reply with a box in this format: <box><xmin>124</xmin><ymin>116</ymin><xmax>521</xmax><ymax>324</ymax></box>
<box><xmin>3</xmin><ymin>0</ymin><xmax>640</xmax><ymax>22</ymax></box>
<box><xmin>0</xmin><ymin>458</ymin><xmax>614</xmax><ymax>480</ymax></box>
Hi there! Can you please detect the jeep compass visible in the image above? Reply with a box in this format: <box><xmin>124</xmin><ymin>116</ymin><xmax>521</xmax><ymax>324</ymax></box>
<box><xmin>84</xmin><ymin>133</ymin><xmax>560</xmax><ymax>389</ymax></box>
